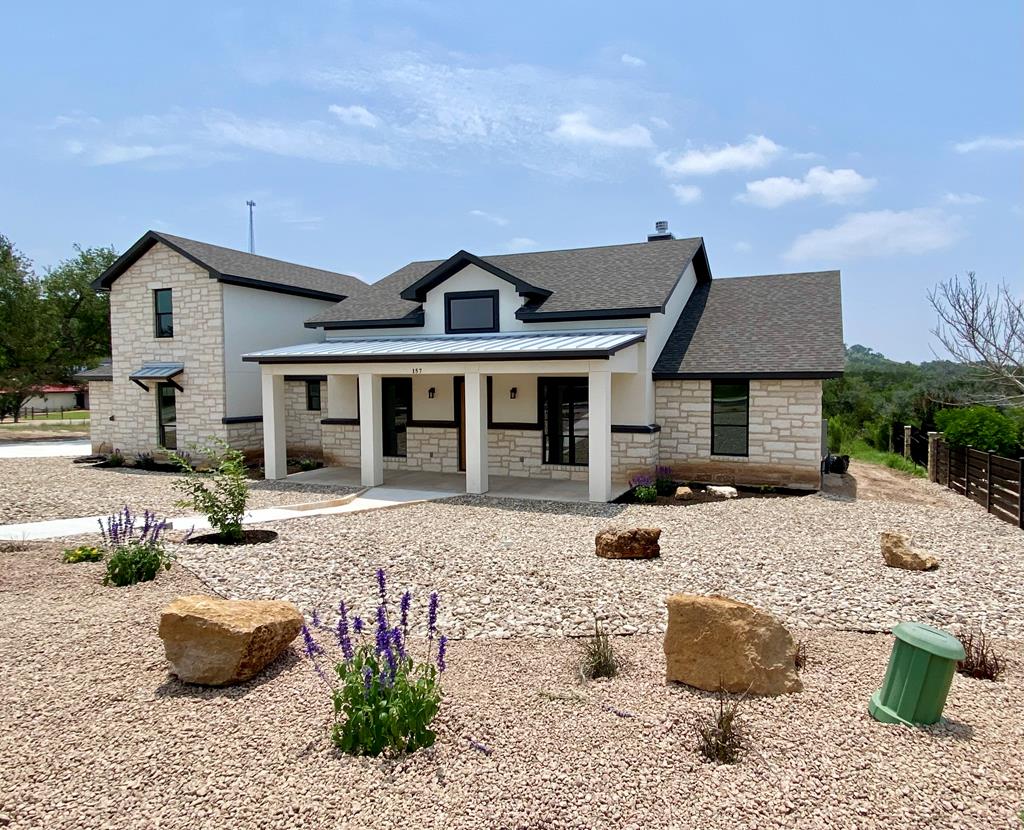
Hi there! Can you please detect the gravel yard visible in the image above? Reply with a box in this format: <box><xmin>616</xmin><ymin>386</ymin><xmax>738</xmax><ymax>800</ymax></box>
<box><xmin>1</xmin><ymin>544</ymin><xmax>1021</xmax><ymax>830</ymax></box>
<box><xmin>0</xmin><ymin>457</ymin><xmax>359</xmax><ymax>525</ymax></box>
<box><xmin>173</xmin><ymin>479</ymin><xmax>1024</xmax><ymax>639</ymax></box>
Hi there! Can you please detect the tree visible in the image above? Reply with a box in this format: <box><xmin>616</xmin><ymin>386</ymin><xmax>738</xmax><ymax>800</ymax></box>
<box><xmin>0</xmin><ymin>236</ymin><xmax>52</xmax><ymax>421</ymax></box>
<box><xmin>929</xmin><ymin>272</ymin><xmax>1024</xmax><ymax>407</ymax></box>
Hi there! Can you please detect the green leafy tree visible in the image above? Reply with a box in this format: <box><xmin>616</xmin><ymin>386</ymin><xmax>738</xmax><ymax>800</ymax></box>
<box><xmin>170</xmin><ymin>440</ymin><xmax>250</xmax><ymax>543</ymax></box>
<box><xmin>934</xmin><ymin>407</ymin><xmax>1022</xmax><ymax>457</ymax></box>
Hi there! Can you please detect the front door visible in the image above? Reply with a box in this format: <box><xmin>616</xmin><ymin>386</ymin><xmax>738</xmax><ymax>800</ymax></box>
<box><xmin>455</xmin><ymin>376</ymin><xmax>466</xmax><ymax>472</ymax></box>
<box><xmin>157</xmin><ymin>383</ymin><xmax>177</xmax><ymax>450</ymax></box>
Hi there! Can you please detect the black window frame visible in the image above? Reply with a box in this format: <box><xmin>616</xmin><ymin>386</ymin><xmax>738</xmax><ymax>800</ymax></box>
<box><xmin>711</xmin><ymin>379</ymin><xmax>749</xmax><ymax>457</ymax></box>
<box><xmin>444</xmin><ymin>290</ymin><xmax>499</xmax><ymax>334</ymax></box>
<box><xmin>156</xmin><ymin>382</ymin><xmax>177</xmax><ymax>450</ymax></box>
<box><xmin>539</xmin><ymin>377</ymin><xmax>589</xmax><ymax>467</ymax></box>
<box><xmin>381</xmin><ymin>377</ymin><xmax>412</xmax><ymax>458</ymax></box>
<box><xmin>305</xmin><ymin>379</ymin><xmax>322</xmax><ymax>412</ymax></box>
<box><xmin>153</xmin><ymin>288</ymin><xmax>173</xmax><ymax>338</ymax></box>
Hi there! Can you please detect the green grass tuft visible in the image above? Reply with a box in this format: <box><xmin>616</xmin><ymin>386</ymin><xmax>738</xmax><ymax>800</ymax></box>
<box><xmin>843</xmin><ymin>439</ymin><xmax>926</xmax><ymax>478</ymax></box>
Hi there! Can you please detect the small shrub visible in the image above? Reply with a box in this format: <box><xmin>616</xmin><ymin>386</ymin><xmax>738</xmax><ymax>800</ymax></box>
<box><xmin>630</xmin><ymin>473</ymin><xmax>658</xmax><ymax>503</ymax></box>
<box><xmin>827</xmin><ymin>416</ymin><xmax>844</xmax><ymax>454</ymax></box>
<box><xmin>296</xmin><ymin>457</ymin><xmax>323</xmax><ymax>472</ymax></box>
<box><xmin>936</xmin><ymin>406</ymin><xmax>1022</xmax><ymax>457</ymax></box>
<box><xmin>98</xmin><ymin>506</ymin><xmax>172</xmax><ymax>587</ymax></box>
<box><xmin>134</xmin><ymin>452</ymin><xmax>157</xmax><ymax>470</ymax></box>
<box><xmin>62</xmin><ymin>545</ymin><xmax>103</xmax><ymax>563</ymax></box>
<box><xmin>106</xmin><ymin>448</ymin><xmax>125</xmax><ymax>467</ymax></box>
<box><xmin>695</xmin><ymin>689</ymin><xmax>745</xmax><ymax>764</ymax></box>
<box><xmin>956</xmin><ymin>629</ymin><xmax>1005</xmax><ymax>681</ymax></box>
<box><xmin>577</xmin><ymin>618</ymin><xmax>618</xmax><ymax>681</ymax></box>
<box><xmin>301</xmin><ymin>570</ymin><xmax>446</xmax><ymax>756</ymax></box>
<box><xmin>170</xmin><ymin>439</ymin><xmax>249</xmax><ymax>543</ymax></box>
<box><xmin>654</xmin><ymin>465</ymin><xmax>675</xmax><ymax>496</ymax></box>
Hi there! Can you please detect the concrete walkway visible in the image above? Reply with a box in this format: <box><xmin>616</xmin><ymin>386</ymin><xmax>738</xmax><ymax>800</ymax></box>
<box><xmin>0</xmin><ymin>439</ymin><xmax>92</xmax><ymax>458</ymax></box>
<box><xmin>0</xmin><ymin>484</ymin><xmax>458</xmax><ymax>541</ymax></box>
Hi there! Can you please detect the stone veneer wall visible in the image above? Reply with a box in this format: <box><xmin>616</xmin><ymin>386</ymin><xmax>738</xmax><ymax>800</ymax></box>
<box><xmin>612</xmin><ymin>430</ymin><xmax>659</xmax><ymax>482</ymax></box>
<box><xmin>87</xmin><ymin>381</ymin><xmax>114</xmax><ymax>453</ymax></box>
<box><xmin>107</xmin><ymin>243</ymin><xmax>227</xmax><ymax>455</ymax></box>
<box><xmin>656</xmin><ymin>379</ymin><xmax>823</xmax><ymax>489</ymax></box>
<box><xmin>488</xmin><ymin>428</ymin><xmax>588</xmax><ymax>481</ymax></box>
<box><xmin>224</xmin><ymin>421</ymin><xmax>264</xmax><ymax>457</ymax></box>
<box><xmin>322</xmin><ymin>423</ymin><xmax>360</xmax><ymax>466</ymax></box>
<box><xmin>285</xmin><ymin>380</ymin><xmax>324</xmax><ymax>457</ymax></box>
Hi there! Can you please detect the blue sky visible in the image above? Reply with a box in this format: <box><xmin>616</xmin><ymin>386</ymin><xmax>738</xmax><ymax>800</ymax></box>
<box><xmin>3</xmin><ymin>0</ymin><xmax>1021</xmax><ymax>361</ymax></box>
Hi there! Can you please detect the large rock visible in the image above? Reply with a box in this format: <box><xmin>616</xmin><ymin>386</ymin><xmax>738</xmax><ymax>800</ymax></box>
<box><xmin>663</xmin><ymin>594</ymin><xmax>802</xmax><ymax>695</ymax></box>
<box><xmin>707</xmin><ymin>485</ymin><xmax>738</xmax><ymax>499</ymax></box>
<box><xmin>674</xmin><ymin>486</ymin><xmax>694</xmax><ymax>500</ymax></box>
<box><xmin>595</xmin><ymin>527</ymin><xmax>661</xmax><ymax>560</ymax></box>
<box><xmin>880</xmin><ymin>532</ymin><xmax>938</xmax><ymax>571</ymax></box>
<box><xmin>159</xmin><ymin>595</ymin><xmax>303</xmax><ymax>686</ymax></box>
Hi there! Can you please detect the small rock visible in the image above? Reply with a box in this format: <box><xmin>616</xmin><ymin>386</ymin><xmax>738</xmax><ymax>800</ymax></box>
<box><xmin>880</xmin><ymin>532</ymin><xmax>939</xmax><ymax>571</ymax></box>
<box><xmin>707</xmin><ymin>485</ymin><xmax>738</xmax><ymax>499</ymax></box>
<box><xmin>673</xmin><ymin>486</ymin><xmax>693</xmax><ymax>500</ymax></box>
<box><xmin>595</xmin><ymin>527</ymin><xmax>661</xmax><ymax>560</ymax></box>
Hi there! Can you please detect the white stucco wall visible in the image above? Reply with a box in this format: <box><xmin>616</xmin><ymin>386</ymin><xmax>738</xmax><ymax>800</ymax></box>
<box><xmin>222</xmin><ymin>284</ymin><xmax>332</xmax><ymax>418</ymax></box>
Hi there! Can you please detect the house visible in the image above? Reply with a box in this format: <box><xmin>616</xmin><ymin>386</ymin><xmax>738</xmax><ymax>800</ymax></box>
<box><xmin>80</xmin><ymin>231</ymin><xmax>364</xmax><ymax>457</ymax></box>
<box><xmin>16</xmin><ymin>385</ymin><xmax>84</xmax><ymax>412</ymax></box>
<box><xmin>241</xmin><ymin>223</ymin><xmax>844</xmax><ymax>501</ymax></box>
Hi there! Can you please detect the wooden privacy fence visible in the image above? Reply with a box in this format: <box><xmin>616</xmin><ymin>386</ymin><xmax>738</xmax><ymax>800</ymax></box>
<box><xmin>935</xmin><ymin>440</ymin><xmax>1024</xmax><ymax>528</ymax></box>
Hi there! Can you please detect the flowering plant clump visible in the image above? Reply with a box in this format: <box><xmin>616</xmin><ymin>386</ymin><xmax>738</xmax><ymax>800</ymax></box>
<box><xmin>61</xmin><ymin>545</ymin><xmax>103</xmax><ymax>563</ymax></box>
<box><xmin>99</xmin><ymin>505</ymin><xmax>172</xmax><ymax>587</ymax></box>
<box><xmin>629</xmin><ymin>472</ymin><xmax>658</xmax><ymax>503</ymax></box>
<box><xmin>301</xmin><ymin>569</ymin><xmax>447</xmax><ymax>756</ymax></box>
<box><xmin>655</xmin><ymin>464</ymin><xmax>676</xmax><ymax>496</ymax></box>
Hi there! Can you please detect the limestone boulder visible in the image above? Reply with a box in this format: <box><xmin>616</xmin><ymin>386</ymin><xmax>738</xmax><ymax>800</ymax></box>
<box><xmin>159</xmin><ymin>595</ymin><xmax>303</xmax><ymax>686</ymax></box>
<box><xmin>881</xmin><ymin>532</ymin><xmax>938</xmax><ymax>571</ymax></box>
<box><xmin>707</xmin><ymin>485</ymin><xmax>738</xmax><ymax>499</ymax></box>
<box><xmin>673</xmin><ymin>486</ymin><xmax>694</xmax><ymax>500</ymax></box>
<box><xmin>595</xmin><ymin>527</ymin><xmax>661</xmax><ymax>560</ymax></box>
<box><xmin>663</xmin><ymin>594</ymin><xmax>802</xmax><ymax>695</ymax></box>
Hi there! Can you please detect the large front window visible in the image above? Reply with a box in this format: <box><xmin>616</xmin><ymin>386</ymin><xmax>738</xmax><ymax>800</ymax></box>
<box><xmin>381</xmin><ymin>378</ymin><xmax>411</xmax><ymax>457</ymax></box>
<box><xmin>540</xmin><ymin>377</ymin><xmax>588</xmax><ymax>466</ymax></box>
<box><xmin>445</xmin><ymin>290</ymin><xmax>499</xmax><ymax>333</ymax></box>
<box><xmin>711</xmin><ymin>380</ymin><xmax>749</xmax><ymax>456</ymax></box>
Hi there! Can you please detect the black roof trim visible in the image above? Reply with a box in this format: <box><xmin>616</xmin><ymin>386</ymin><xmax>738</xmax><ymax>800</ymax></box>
<box><xmin>653</xmin><ymin>371</ymin><xmax>842</xmax><ymax>381</ymax></box>
<box><xmin>307</xmin><ymin>312</ymin><xmax>425</xmax><ymax>330</ymax></box>
<box><xmin>610</xmin><ymin>423</ymin><xmax>662</xmax><ymax>434</ymax></box>
<box><xmin>217</xmin><ymin>275</ymin><xmax>345</xmax><ymax>302</ymax></box>
<box><xmin>516</xmin><ymin>305</ymin><xmax>661</xmax><ymax>322</ymax></box>
<box><xmin>399</xmin><ymin>250</ymin><xmax>553</xmax><ymax>303</ymax></box>
<box><xmin>245</xmin><ymin>349</ymin><xmax>625</xmax><ymax>365</ymax></box>
<box><xmin>222</xmin><ymin>415</ymin><xmax>263</xmax><ymax>424</ymax></box>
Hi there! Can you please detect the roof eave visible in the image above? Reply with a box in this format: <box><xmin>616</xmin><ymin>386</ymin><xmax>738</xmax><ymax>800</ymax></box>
<box><xmin>652</xmin><ymin>370</ymin><xmax>844</xmax><ymax>381</ymax></box>
<box><xmin>305</xmin><ymin>311</ymin><xmax>426</xmax><ymax>330</ymax></box>
<box><xmin>216</xmin><ymin>274</ymin><xmax>345</xmax><ymax>302</ymax></box>
<box><xmin>398</xmin><ymin>250</ymin><xmax>552</xmax><ymax>302</ymax></box>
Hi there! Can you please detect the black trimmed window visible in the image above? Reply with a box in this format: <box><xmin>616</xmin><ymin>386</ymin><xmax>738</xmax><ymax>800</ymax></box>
<box><xmin>153</xmin><ymin>288</ymin><xmax>173</xmax><ymax>338</ymax></box>
<box><xmin>157</xmin><ymin>383</ymin><xmax>177</xmax><ymax>450</ymax></box>
<box><xmin>382</xmin><ymin>378</ymin><xmax>411</xmax><ymax>457</ymax></box>
<box><xmin>444</xmin><ymin>290</ymin><xmax>499</xmax><ymax>333</ymax></box>
<box><xmin>711</xmin><ymin>380</ymin><xmax>749</xmax><ymax>456</ymax></box>
<box><xmin>540</xmin><ymin>377</ymin><xmax>588</xmax><ymax>466</ymax></box>
<box><xmin>305</xmin><ymin>380</ymin><xmax>322</xmax><ymax>412</ymax></box>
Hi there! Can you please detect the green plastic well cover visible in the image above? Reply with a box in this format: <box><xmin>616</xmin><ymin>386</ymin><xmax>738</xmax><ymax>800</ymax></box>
<box><xmin>892</xmin><ymin>622</ymin><xmax>966</xmax><ymax>662</ymax></box>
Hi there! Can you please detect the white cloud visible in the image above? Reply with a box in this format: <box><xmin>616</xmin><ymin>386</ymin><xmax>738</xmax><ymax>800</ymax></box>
<box><xmin>942</xmin><ymin>191</ymin><xmax>985</xmax><ymax>205</ymax></box>
<box><xmin>954</xmin><ymin>135</ymin><xmax>1024</xmax><ymax>153</ymax></box>
<box><xmin>785</xmin><ymin>208</ymin><xmax>961</xmax><ymax>262</ymax></box>
<box><xmin>502</xmin><ymin>237</ymin><xmax>536</xmax><ymax>252</ymax></box>
<box><xmin>328</xmin><ymin>104</ymin><xmax>381</xmax><ymax>128</ymax></box>
<box><xmin>734</xmin><ymin>241</ymin><xmax>752</xmax><ymax>253</ymax></box>
<box><xmin>621</xmin><ymin>53</ymin><xmax>646</xmax><ymax>68</ymax></box>
<box><xmin>550</xmin><ymin>111</ymin><xmax>653</xmax><ymax>149</ymax></box>
<box><xmin>91</xmin><ymin>143</ymin><xmax>191</xmax><ymax>165</ymax></box>
<box><xmin>738</xmin><ymin>166</ymin><xmax>876</xmax><ymax>208</ymax></box>
<box><xmin>469</xmin><ymin>209</ymin><xmax>509</xmax><ymax>226</ymax></box>
<box><xmin>649</xmin><ymin>116</ymin><xmax>670</xmax><ymax>130</ymax></box>
<box><xmin>656</xmin><ymin>135</ymin><xmax>782</xmax><ymax>176</ymax></box>
<box><xmin>671</xmin><ymin>184</ymin><xmax>702</xmax><ymax>204</ymax></box>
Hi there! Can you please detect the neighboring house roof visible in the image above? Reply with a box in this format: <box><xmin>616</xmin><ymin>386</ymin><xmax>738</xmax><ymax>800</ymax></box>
<box><xmin>2</xmin><ymin>384</ymin><xmax>82</xmax><ymax>394</ymax></box>
<box><xmin>653</xmin><ymin>271</ymin><xmax>844</xmax><ymax>379</ymax></box>
<box><xmin>243</xmin><ymin>329</ymin><xmax>647</xmax><ymax>364</ymax></box>
<box><xmin>93</xmin><ymin>231</ymin><xmax>365</xmax><ymax>302</ymax></box>
<box><xmin>74</xmin><ymin>361</ymin><xmax>113</xmax><ymax>382</ymax></box>
<box><xmin>306</xmin><ymin>237</ymin><xmax>710</xmax><ymax>329</ymax></box>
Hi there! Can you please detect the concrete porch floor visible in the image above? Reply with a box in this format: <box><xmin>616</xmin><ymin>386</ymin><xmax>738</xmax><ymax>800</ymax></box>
<box><xmin>286</xmin><ymin>465</ymin><xmax>631</xmax><ymax>504</ymax></box>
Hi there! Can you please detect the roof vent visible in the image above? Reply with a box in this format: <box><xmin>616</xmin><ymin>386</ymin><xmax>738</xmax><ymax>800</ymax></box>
<box><xmin>647</xmin><ymin>220</ymin><xmax>674</xmax><ymax>242</ymax></box>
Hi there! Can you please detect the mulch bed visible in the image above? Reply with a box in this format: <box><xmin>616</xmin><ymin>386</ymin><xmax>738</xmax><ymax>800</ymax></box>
<box><xmin>185</xmin><ymin>529</ymin><xmax>279</xmax><ymax>545</ymax></box>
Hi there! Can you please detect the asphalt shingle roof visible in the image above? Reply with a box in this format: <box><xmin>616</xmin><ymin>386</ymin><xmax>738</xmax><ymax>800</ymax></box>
<box><xmin>653</xmin><ymin>271</ymin><xmax>844</xmax><ymax>377</ymax></box>
<box><xmin>306</xmin><ymin>237</ymin><xmax>707</xmax><ymax>326</ymax></box>
<box><xmin>95</xmin><ymin>231</ymin><xmax>365</xmax><ymax>301</ymax></box>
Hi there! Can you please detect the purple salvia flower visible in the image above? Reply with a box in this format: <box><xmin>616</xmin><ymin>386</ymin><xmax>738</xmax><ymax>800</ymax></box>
<box><xmin>362</xmin><ymin>666</ymin><xmax>373</xmax><ymax>692</ymax></box>
<box><xmin>427</xmin><ymin>592</ymin><xmax>439</xmax><ymax>639</ymax></box>
<box><xmin>468</xmin><ymin>738</ymin><xmax>493</xmax><ymax>756</ymax></box>
<box><xmin>300</xmin><ymin>624</ymin><xmax>323</xmax><ymax>658</ymax></box>
<box><xmin>335</xmin><ymin>601</ymin><xmax>353</xmax><ymax>661</ymax></box>
<box><xmin>400</xmin><ymin>590</ymin><xmax>412</xmax><ymax>632</ymax></box>
<box><xmin>352</xmin><ymin>616</ymin><xmax>365</xmax><ymax>634</ymax></box>
<box><xmin>436</xmin><ymin>635</ymin><xmax>448</xmax><ymax>673</ymax></box>
<box><xmin>390</xmin><ymin>626</ymin><xmax>406</xmax><ymax>662</ymax></box>
<box><xmin>310</xmin><ymin>608</ymin><xmax>321</xmax><ymax>629</ymax></box>
<box><xmin>376</xmin><ymin>568</ymin><xmax>387</xmax><ymax>602</ymax></box>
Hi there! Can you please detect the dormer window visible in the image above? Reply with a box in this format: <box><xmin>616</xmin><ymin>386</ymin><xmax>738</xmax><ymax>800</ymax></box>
<box><xmin>444</xmin><ymin>290</ymin><xmax>499</xmax><ymax>334</ymax></box>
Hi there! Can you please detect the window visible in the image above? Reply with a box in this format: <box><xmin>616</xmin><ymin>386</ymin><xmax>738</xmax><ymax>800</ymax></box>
<box><xmin>444</xmin><ymin>290</ymin><xmax>499</xmax><ymax>333</ymax></box>
<box><xmin>305</xmin><ymin>380</ymin><xmax>322</xmax><ymax>412</ymax></box>
<box><xmin>381</xmin><ymin>378</ymin><xmax>411</xmax><ymax>457</ymax></box>
<box><xmin>540</xmin><ymin>378</ymin><xmax>588</xmax><ymax>466</ymax></box>
<box><xmin>154</xmin><ymin>289</ymin><xmax>173</xmax><ymax>338</ymax></box>
<box><xmin>157</xmin><ymin>383</ymin><xmax>177</xmax><ymax>450</ymax></box>
<box><xmin>711</xmin><ymin>380</ymin><xmax>749</xmax><ymax>456</ymax></box>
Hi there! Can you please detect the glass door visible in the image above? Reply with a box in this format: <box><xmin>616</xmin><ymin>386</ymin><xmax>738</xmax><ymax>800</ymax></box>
<box><xmin>157</xmin><ymin>383</ymin><xmax>177</xmax><ymax>450</ymax></box>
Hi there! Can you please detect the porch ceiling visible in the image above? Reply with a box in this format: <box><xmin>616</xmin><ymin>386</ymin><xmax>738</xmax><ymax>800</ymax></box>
<box><xmin>242</xmin><ymin>328</ymin><xmax>645</xmax><ymax>364</ymax></box>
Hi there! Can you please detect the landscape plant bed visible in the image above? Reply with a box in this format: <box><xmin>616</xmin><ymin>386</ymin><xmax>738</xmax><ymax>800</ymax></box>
<box><xmin>185</xmin><ymin>529</ymin><xmax>279</xmax><ymax>545</ymax></box>
<box><xmin>616</xmin><ymin>483</ymin><xmax>814</xmax><ymax>506</ymax></box>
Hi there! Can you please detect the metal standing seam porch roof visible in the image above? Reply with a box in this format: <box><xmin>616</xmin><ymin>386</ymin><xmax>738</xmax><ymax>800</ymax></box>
<box><xmin>128</xmin><ymin>362</ymin><xmax>185</xmax><ymax>391</ymax></box>
<box><xmin>242</xmin><ymin>329</ymin><xmax>647</xmax><ymax>364</ymax></box>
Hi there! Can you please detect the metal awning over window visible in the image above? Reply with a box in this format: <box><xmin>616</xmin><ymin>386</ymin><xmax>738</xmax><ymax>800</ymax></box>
<box><xmin>129</xmin><ymin>362</ymin><xmax>184</xmax><ymax>391</ymax></box>
<box><xmin>242</xmin><ymin>329</ymin><xmax>646</xmax><ymax>364</ymax></box>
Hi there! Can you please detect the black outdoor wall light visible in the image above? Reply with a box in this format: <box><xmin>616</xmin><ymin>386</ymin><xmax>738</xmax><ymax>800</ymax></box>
<box><xmin>427</xmin><ymin>387</ymin><xmax>436</xmax><ymax>399</ymax></box>
<box><xmin>509</xmin><ymin>387</ymin><xmax>518</xmax><ymax>400</ymax></box>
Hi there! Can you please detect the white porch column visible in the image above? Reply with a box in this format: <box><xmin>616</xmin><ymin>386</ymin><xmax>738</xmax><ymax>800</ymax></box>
<box><xmin>357</xmin><ymin>372</ymin><xmax>383</xmax><ymax>487</ymax></box>
<box><xmin>464</xmin><ymin>371</ymin><xmax>489</xmax><ymax>494</ymax></box>
<box><xmin>261</xmin><ymin>372</ymin><xmax>287</xmax><ymax>480</ymax></box>
<box><xmin>326</xmin><ymin>375</ymin><xmax>345</xmax><ymax>419</ymax></box>
<box><xmin>588</xmin><ymin>369</ymin><xmax>613</xmax><ymax>502</ymax></box>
